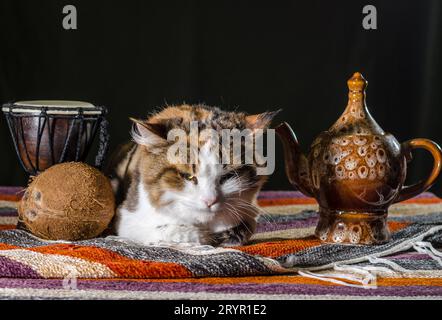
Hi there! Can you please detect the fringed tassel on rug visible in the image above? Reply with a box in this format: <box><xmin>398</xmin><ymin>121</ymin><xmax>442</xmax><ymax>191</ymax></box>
<box><xmin>412</xmin><ymin>241</ymin><xmax>442</xmax><ymax>267</ymax></box>
<box><xmin>298</xmin><ymin>266</ymin><xmax>378</xmax><ymax>289</ymax></box>
<box><xmin>297</xmin><ymin>241</ymin><xmax>442</xmax><ymax>289</ymax></box>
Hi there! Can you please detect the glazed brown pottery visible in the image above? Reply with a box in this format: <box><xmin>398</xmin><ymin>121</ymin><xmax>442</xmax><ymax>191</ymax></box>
<box><xmin>276</xmin><ymin>72</ymin><xmax>442</xmax><ymax>245</ymax></box>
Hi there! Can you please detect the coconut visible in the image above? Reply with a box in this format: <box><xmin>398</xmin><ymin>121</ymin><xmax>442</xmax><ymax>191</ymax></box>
<box><xmin>18</xmin><ymin>162</ymin><xmax>115</xmax><ymax>241</ymax></box>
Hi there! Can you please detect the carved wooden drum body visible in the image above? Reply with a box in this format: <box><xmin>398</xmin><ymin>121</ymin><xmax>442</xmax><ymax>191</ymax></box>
<box><xmin>2</xmin><ymin>100</ymin><xmax>108</xmax><ymax>175</ymax></box>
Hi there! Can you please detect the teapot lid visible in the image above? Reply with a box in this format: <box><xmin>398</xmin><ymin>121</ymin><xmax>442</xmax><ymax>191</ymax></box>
<box><xmin>329</xmin><ymin>72</ymin><xmax>384</xmax><ymax>135</ymax></box>
<box><xmin>347</xmin><ymin>72</ymin><xmax>367</xmax><ymax>92</ymax></box>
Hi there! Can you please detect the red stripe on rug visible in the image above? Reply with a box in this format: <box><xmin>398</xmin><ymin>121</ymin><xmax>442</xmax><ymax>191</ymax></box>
<box><xmin>29</xmin><ymin>244</ymin><xmax>192</xmax><ymax>278</ymax></box>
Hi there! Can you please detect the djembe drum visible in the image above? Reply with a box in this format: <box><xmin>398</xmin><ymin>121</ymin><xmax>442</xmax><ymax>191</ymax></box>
<box><xmin>2</xmin><ymin>100</ymin><xmax>109</xmax><ymax>175</ymax></box>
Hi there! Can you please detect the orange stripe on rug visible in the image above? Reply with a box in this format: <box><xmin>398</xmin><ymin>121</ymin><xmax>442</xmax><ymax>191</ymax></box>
<box><xmin>377</xmin><ymin>277</ymin><xmax>442</xmax><ymax>287</ymax></box>
<box><xmin>234</xmin><ymin>236</ymin><xmax>321</xmax><ymax>258</ymax></box>
<box><xmin>0</xmin><ymin>243</ymin><xmax>20</xmax><ymax>250</ymax></box>
<box><xmin>90</xmin><ymin>275</ymin><xmax>442</xmax><ymax>287</ymax></box>
<box><xmin>387</xmin><ymin>221</ymin><xmax>410</xmax><ymax>233</ymax></box>
<box><xmin>0</xmin><ymin>195</ymin><xmax>22</xmax><ymax>202</ymax></box>
<box><xmin>84</xmin><ymin>275</ymin><xmax>442</xmax><ymax>287</ymax></box>
<box><xmin>0</xmin><ymin>225</ymin><xmax>17</xmax><ymax>231</ymax></box>
<box><xmin>235</xmin><ymin>222</ymin><xmax>408</xmax><ymax>258</ymax></box>
<box><xmin>29</xmin><ymin>244</ymin><xmax>192</xmax><ymax>279</ymax></box>
<box><xmin>258</xmin><ymin>196</ymin><xmax>442</xmax><ymax>207</ymax></box>
<box><xmin>258</xmin><ymin>198</ymin><xmax>317</xmax><ymax>207</ymax></box>
<box><xmin>402</xmin><ymin>197</ymin><xmax>442</xmax><ymax>204</ymax></box>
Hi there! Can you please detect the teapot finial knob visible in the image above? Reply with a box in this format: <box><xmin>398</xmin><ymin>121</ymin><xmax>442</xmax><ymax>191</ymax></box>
<box><xmin>347</xmin><ymin>72</ymin><xmax>367</xmax><ymax>92</ymax></box>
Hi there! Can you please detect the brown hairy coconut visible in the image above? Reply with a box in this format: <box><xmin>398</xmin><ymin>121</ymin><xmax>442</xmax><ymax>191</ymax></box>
<box><xmin>18</xmin><ymin>162</ymin><xmax>115</xmax><ymax>241</ymax></box>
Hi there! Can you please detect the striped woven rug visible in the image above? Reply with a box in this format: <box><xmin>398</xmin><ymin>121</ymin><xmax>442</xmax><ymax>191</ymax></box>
<box><xmin>0</xmin><ymin>186</ymin><xmax>442</xmax><ymax>300</ymax></box>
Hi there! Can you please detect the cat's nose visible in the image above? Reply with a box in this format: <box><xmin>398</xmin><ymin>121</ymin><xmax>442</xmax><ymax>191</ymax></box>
<box><xmin>204</xmin><ymin>197</ymin><xmax>219</xmax><ymax>208</ymax></box>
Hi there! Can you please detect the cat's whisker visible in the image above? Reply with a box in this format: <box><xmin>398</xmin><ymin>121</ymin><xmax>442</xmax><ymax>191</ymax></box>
<box><xmin>223</xmin><ymin>208</ymin><xmax>242</xmax><ymax>233</ymax></box>
<box><xmin>224</xmin><ymin>202</ymin><xmax>258</xmax><ymax>221</ymax></box>
<box><xmin>224</xmin><ymin>203</ymin><xmax>244</xmax><ymax>222</ymax></box>
<box><xmin>226</xmin><ymin>203</ymin><xmax>260</xmax><ymax>217</ymax></box>
<box><xmin>227</xmin><ymin>206</ymin><xmax>257</xmax><ymax>219</ymax></box>
<box><xmin>229</xmin><ymin>198</ymin><xmax>278</xmax><ymax>228</ymax></box>
<box><xmin>224</xmin><ymin>205</ymin><xmax>253</xmax><ymax>236</ymax></box>
<box><xmin>228</xmin><ymin>198</ymin><xmax>261</xmax><ymax>211</ymax></box>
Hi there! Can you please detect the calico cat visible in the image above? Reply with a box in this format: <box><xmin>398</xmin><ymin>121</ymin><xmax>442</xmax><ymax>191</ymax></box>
<box><xmin>106</xmin><ymin>104</ymin><xmax>277</xmax><ymax>246</ymax></box>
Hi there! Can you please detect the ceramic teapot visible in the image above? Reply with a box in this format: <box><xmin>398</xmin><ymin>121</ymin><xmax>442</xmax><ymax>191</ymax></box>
<box><xmin>276</xmin><ymin>72</ymin><xmax>442</xmax><ymax>245</ymax></box>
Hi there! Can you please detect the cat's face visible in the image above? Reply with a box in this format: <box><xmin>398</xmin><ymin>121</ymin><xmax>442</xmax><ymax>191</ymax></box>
<box><xmin>132</xmin><ymin>105</ymin><xmax>277</xmax><ymax>224</ymax></box>
<box><xmin>160</xmin><ymin>141</ymin><xmax>264</xmax><ymax>224</ymax></box>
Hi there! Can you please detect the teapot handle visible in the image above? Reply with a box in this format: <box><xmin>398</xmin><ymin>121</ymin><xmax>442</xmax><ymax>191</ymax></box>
<box><xmin>394</xmin><ymin>138</ymin><xmax>442</xmax><ymax>203</ymax></box>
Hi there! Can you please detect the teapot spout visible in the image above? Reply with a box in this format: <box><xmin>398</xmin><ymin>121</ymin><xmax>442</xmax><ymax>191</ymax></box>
<box><xmin>275</xmin><ymin>122</ymin><xmax>314</xmax><ymax>197</ymax></box>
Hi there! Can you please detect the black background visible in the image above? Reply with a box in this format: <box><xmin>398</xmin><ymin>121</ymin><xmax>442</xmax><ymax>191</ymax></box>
<box><xmin>0</xmin><ymin>0</ymin><xmax>441</xmax><ymax>196</ymax></box>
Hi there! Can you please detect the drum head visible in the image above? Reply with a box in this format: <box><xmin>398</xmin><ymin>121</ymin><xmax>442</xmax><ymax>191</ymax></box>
<box><xmin>2</xmin><ymin>100</ymin><xmax>103</xmax><ymax>115</ymax></box>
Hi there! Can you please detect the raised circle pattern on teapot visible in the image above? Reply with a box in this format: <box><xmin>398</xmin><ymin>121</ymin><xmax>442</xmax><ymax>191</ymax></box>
<box><xmin>314</xmin><ymin>135</ymin><xmax>390</xmax><ymax>182</ymax></box>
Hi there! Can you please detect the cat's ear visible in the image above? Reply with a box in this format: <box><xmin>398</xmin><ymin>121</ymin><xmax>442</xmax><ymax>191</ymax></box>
<box><xmin>130</xmin><ymin>118</ymin><xmax>166</xmax><ymax>146</ymax></box>
<box><xmin>245</xmin><ymin>109</ymin><xmax>282</xmax><ymax>130</ymax></box>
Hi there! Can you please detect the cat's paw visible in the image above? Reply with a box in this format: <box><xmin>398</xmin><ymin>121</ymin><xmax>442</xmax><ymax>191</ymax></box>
<box><xmin>211</xmin><ymin>224</ymin><xmax>251</xmax><ymax>247</ymax></box>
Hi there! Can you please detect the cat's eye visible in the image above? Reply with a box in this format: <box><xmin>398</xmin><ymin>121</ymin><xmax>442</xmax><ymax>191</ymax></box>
<box><xmin>180</xmin><ymin>172</ymin><xmax>198</xmax><ymax>184</ymax></box>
